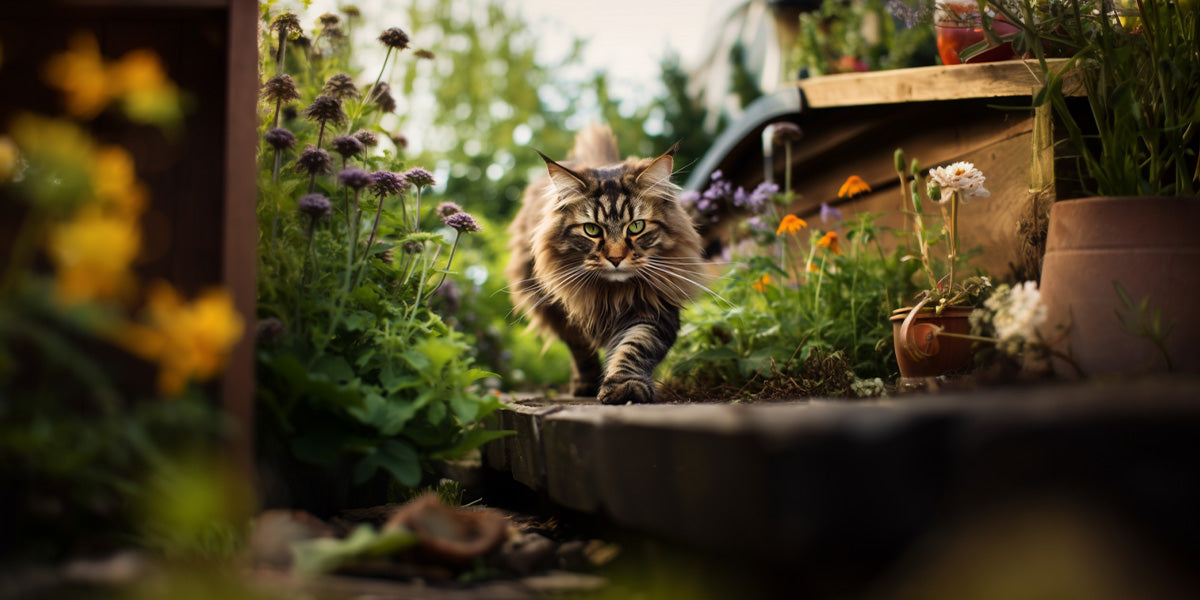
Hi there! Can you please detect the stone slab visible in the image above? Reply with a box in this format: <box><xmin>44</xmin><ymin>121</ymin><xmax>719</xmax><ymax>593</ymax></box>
<box><xmin>482</xmin><ymin>377</ymin><xmax>1200</xmax><ymax>569</ymax></box>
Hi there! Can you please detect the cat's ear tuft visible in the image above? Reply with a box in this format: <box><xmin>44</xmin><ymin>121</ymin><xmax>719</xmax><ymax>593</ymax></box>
<box><xmin>636</xmin><ymin>151</ymin><xmax>675</xmax><ymax>189</ymax></box>
<box><xmin>537</xmin><ymin>150</ymin><xmax>586</xmax><ymax>194</ymax></box>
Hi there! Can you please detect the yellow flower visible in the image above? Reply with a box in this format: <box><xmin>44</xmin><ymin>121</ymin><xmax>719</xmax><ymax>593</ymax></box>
<box><xmin>43</xmin><ymin>33</ymin><xmax>111</xmax><ymax>119</ymax></box>
<box><xmin>89</xmin><ymin>145</ymin><xmax>147</xmax><ymax>217</ymax></box>
<box><xmin>0</xmin><ymin>136</ymin><xmax>18</xmax><ymax>183</ymax></box>
<box><xmin>119</xmin><ymin>282</ymin><xmax>244</xmax><ymax>397</ymax></box>
<box><xmin>752</xmin><ymin>273</ymin><xmax>772</xmax><ymax>292</ymax></box>
<box><xmin>817</xmin><ymin>231</ymin><xmax>842</xmax><ymax>255</ymax></box>
<box><xmin>776</xmin><ymin>214</ymin><xmax>807</xmax><ymax>236</ymax></box>
<box><xmin>837</xmin><ymin>175</ymin><xmax>872</xmax><ymax>199</ymax></box>
<box><xmin>46</xmin><ymin>209</ymin><xmax>140</xmax><ymax>304</ymax></box>
<box><xmin>110</xmin><ymin>49</ymin><xmax>183</xmax><ymax>126</ymax></box>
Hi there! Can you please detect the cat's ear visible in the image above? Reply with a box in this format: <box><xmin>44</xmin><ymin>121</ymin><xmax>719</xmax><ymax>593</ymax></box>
<box><xmin>536</xmin><ymin>150</ymin><xmax>586</xmax><ymax>195</ymax></box>
<box><xmin>635</xmin><ymin>147</ymin><xmax>677</xmax><ymax>189</ymax></box>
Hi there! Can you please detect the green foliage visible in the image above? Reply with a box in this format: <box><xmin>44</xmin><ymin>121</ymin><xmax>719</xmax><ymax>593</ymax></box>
<box><xmin>256</xmin><ymin>4</ymin><xmax>506</xmax><ymax>498</ymax></box>
<box><xmin>979</xmin><ymin>0</ymin><xmax>1200</xmax><ymax>196</ymax></box>
<box><xmin>790</xmin><ymin>0</ymin><xmax>938</xmax><ymax>77</ymax></box>
<box><xmin>664</xmin><ymin>205</ymin><xmax>921</xmax><ymax>394</ymax></box>
<box><xmin>1114</xmin><ymin>280</ymin><xmax>1176</xmax><ymax>370</ymax></box>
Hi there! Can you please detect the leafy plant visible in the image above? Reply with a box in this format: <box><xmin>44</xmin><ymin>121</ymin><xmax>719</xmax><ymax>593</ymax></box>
<box><xmin>255</xmin><ymin>4</ymin><xmax>506</xmax><ymax>499</ymax></box>
<box><xmin>974</xmin><ymin>0</ymin><xmax>1200</xmax><ymax>196</ymax></box>
<box><xmin>664</xmin><ymin>172</ymin><xmax>922</xmax><ymax>395</ymax></box>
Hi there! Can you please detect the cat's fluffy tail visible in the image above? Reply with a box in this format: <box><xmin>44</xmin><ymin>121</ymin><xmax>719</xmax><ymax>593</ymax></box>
<box><xmin>568</xmin><ymin>123</ymin><xmax>620</xmax><ymax>166</ymax></box>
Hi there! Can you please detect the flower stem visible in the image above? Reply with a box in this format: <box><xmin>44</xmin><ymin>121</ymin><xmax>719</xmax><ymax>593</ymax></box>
<box><xmin>948</xmin><ymin>190</ymin><xmax>959</xmax><ymax>294</ymax></box>
<box><xmin>427</xmin><ymin>232</ymin><xmax>462</xmax><ymax>306</ymax></box>
<box><xmin>413</xmin><ymin>186</ymin><xmax>423</xmax><ymax>231</ymax></box>
<box><xmin>354</xmin><ymin>193</ymin><xmax>388</xmax><ymax>288</ymax></box>
<box><xmin>345</xmin><ymin>46</ymin><xmax>394</xmax><ymax>134</ymax></box>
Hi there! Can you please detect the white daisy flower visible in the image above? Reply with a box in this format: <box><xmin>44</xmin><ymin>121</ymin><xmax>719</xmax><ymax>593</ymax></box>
<box><xmin>985</xmin><ymin>281</ymin><xmax>1047</xmax><ymax>354</ymax></box>
<box><xmin>929</xmin><ymin>161</ymin><xmax>989</xmax><ymax>202</ymax></box>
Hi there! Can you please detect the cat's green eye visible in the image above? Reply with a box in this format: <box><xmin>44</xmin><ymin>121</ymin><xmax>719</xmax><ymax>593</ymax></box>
<box><xmin>582</xmin><ymin>223</ymin><xmax>602</xmax><ymax>238</ymax></box>
<box><xmin>627</xmin><ymin>220</ymin><xmax>645</xmax><ymax>235</ymax></box>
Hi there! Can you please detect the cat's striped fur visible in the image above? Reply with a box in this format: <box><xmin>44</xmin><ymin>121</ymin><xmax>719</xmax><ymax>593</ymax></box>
<box><xmin>506</xmin><ymin>125</ymin><xmax>706</xmax><ymax>404</ymax></box>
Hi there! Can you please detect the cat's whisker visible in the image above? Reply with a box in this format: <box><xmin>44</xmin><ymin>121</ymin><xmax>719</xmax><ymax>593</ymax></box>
<box><xmin>505</xmin><ymin>265</ymin><xmax>586</xmax><ymax>320</ymax></box>
<box><xmin>494</xmin><ymin>264</ymin><xmax>580</xmax><ymax>297</ymax></box>
<box><xmin>513</xmin><ymin>266</ymin><xmax>592</xmax><ymax>320</ymax></box>
<box><xmin>641</xmin><ymin>262</ymin><xmax>736</xmax><ymax>309</ymax></box>
<box><xmin>637</xmin><ymin>268</ymin><xmax>689</xmax><ymax>305</ymax></box>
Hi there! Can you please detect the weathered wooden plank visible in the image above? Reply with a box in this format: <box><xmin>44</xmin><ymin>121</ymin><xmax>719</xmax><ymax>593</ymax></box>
<box><xmin>791</xmin><ymin>59</ymin><xmax>1083</xmax><ymax>109</ymax></box>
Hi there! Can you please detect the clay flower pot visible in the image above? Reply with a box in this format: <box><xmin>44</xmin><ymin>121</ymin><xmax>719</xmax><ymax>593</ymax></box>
<box><xmin>1039</xmin><ymin>196</ymin><xmax>1200</xmax><ymax>376</ymax></box>
<box><xmin>890</xmin><ymin>305</ymin><xmax>975</xmax><ymax>378</ymax></box>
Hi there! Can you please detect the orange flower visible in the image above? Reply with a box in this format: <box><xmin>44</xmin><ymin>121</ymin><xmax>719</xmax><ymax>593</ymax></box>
<box><xmin>817</xmin><ymin>231</ymin><xmax>842</xmax><ymax>255</ymax></box>
<box><xmin>837</xmin><ymin>175</ymin><xmax>872</xmax><ymax>199</ymax></box>
<box><xmin>751</xmin><ymin>273</ymin><xmax>772</xmax><ymax>292</ymax></box>
<box><xmin>807</xmin><ymin>262</ymin><xmax>820</xmax><ymax>272</ymax></box>
<box><xmin>775</xmin><ymin>214</ymin><xmax>807</xmax><ymax>236</ymax></box>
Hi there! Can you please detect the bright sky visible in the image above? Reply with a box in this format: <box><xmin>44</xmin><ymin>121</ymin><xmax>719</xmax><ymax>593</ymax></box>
<box><xmin>514</xmin><ymin>0</ymin><xmax>716</xmax><ymax>101</ymax></box>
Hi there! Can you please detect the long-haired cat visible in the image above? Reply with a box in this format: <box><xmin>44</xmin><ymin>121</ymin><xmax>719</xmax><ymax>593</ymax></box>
<box><xmin>506</xmin><ymin>124</ymin><xmax>705</xmax><ymax>404</ymax></box>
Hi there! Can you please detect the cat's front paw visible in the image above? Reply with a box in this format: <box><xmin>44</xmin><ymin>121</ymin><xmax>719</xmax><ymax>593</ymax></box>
<box><xmin>598</xmin><ymin>378</ymin><xmax>655</xmax><ymax>405</ymax></box>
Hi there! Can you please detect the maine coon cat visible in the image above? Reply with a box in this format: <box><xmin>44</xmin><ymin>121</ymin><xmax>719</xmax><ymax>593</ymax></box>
<box><xmin>506</xmin><ymin>125</ymin><xmax>706</xmax><ymax>404</ymax></box>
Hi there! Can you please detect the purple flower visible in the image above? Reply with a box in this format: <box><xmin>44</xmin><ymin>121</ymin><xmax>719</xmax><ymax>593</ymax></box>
<box><xmin>820</xmin><ymin>202</ymin><xmax>844</xmax><ymax>223</ymax></box>
<box><xmin>330</xmin><ymin>134</ymin><xmax>364</xmax><ymax>158</ymax></box>
<box><xmin>338</xmin><ymin>166</ymin><xmax>372</xmax><ymax>190</ymax></box>
<box><xmin>303</xmin><ymin>95</ymin><xmax>346</xmax><ymax>125</ymax></box>
<box><xmin>404</xmin><ymin>167</ymin><xmax>435</xmax><ymax>188</ymax></box>
<box><xmin>442</xmin><ymin>211</ymin><xmax>481</xmax><ymax>233</ymax></box>
<box><xmin>379</xmin><ymin>26</ymin><xmax>411</xmax><ymax>50</ymax></box>
<box><xmin>353</xmin><ymin>129</ymin><xmax>378</xmax><ymax>147</ymax></box>
<box><xmin>696</xmin><ymin>197</ymin><xmax>715</xmax><ymax>213</ymax></box>
<box><xmin>370</xmin><ymin>170</ymin><xmax>408</xmax><ymax>197</ymax></box>
<box><xmin>294</xmin><ymin>146</ymin><xmax>333</xmax><ymax>175</ymax></box>
<box><xmin>710</xmin><ymin>170</ymin><xmax>724</xmax><ymax>181</ymax></box>
<box><xmin>745</xmin><ymin>181</ymin><xmax>778</xmax><ymax>213</ymax></box>
<box><xmin>261</xmin><ymin>74</ymin><xmax>301</xmax><ymax>103</ymax></box>
<box><xmin>298</xmin><ymin>193</ymin><xmax>332</xmax><ymax>219</ymax></box>
<box><xmin>436</xmin><ymin>201</ymin><xmax>463</xmax><ymax>217</ymax></box>
<box><xmin>702</xmin><ymin>178</ymin><xmax>732</xmax><ymax>201</ymax></box>
<box><xmin>746</xmin><ymin>215</ymin><xmax>769</xmax><ymax>232</ymax></box>
<box><xmin>264</xmin><ymin>127</ymin><xmax>296</xmax><ymax>151</ymax></box>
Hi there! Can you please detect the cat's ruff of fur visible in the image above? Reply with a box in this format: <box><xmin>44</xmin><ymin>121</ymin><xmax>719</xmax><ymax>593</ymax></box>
<box><xmin>506</xmin><ymin>124</ymin><xmax>706</xmax><ymax>404</ymax></box>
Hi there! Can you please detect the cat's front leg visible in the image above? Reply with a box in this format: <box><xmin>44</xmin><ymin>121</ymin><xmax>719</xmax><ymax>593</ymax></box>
<box><xmin>597</xmin><ymin>312</ymin><xmax>679</xmax><ymax>405</ymax></box>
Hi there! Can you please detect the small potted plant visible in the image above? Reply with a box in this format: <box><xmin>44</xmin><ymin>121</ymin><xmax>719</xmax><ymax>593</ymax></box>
<box><xmin>889</xmin><ymin>149</ymin><xmax>993</xmax><ymax>378</ymax></box>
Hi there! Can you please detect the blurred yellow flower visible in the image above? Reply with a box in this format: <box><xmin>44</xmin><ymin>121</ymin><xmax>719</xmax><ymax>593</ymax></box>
<box><xmin>42</xmin><ymin>33</ymin><xmax>182</xmax><ymax>126</ymax></box>
<box><xmin>46</xmin><ymin>209</ymin><xmax>140</xmax><ymax>304</ymax></box>
<box><xmin>837</xmin><ymin>175</ymin><xmax>872</xmax><ymax>199</ymax></box>
<box><xmin>817</xmin><ymin>231</ymin><xmax>842</xmax><ymax>255</ymax></box>
<box><xmin>43</xmin><ymin>33</ymin><xmax>110</xmax><ymax>119</ymax></box>
<box><xmin>110</xmin><ymin>49</ymin><xmax>183</xmax><ymax>126</ymax></box>
<box><xmin>119</xmin><ymin>282</ymin><xmax>244</xmax><ymax>397</ymax></box>
<box><xmin>0</xmin><ymin>136</ymin><xmax>18</xmax><ymax>183</ymax></box>
<box><xmin>776</xmin><ymin>214</ymin><xmax>807</xmax><ymax>236</ymax></box>
<box><xmin>807</xmin><ymin>262</ymin><xmax>820</xmax><ymax>272</ymax></box>
<box><xmin>90</xmin><ymin>145</ymin><xmax>147</xmax><ymax>217</ymax></box>
<box><xmin>752</xmin><ymin>273</ymin><xmax>772</xmax><ymax>292</ymax></box>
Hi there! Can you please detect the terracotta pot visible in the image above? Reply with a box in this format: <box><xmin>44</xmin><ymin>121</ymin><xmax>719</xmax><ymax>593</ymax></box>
<box><xmin>1039</xmin><ymin>196</ymin><xmax>1200</xmax><ymax>377</ymax></box>
<box><xmin>890</xmin><ymin>305</ymin><xmax>975</xmax><ymax>378</ymax></box>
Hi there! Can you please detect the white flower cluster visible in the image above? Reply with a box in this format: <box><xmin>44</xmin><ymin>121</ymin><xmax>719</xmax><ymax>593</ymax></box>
<box><xmin>850</xmin><ymin>377</ymin><xmax>886</xmax><ymax>398</ymax></box>
<box><xmin>929</xmin><ymin>161</ymin><xmax>990</xmax><ymax>202</ymax></box>
<box><xmin>984</xmin><ymin>280</ymin><xmax>1048</xmax><ymax>355</ymax></box>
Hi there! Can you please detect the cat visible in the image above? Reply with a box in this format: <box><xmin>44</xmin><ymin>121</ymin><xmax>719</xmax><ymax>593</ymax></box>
<box><xmin>506</xmin><ymin>124</ymin><xmax>706</xmax><ymax>404</ymax></box>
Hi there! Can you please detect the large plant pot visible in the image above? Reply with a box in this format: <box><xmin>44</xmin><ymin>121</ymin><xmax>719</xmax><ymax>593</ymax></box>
<box><xmin>1039</xmin><ymin>196</ymin><xmax>1200</xmax><ymax>377</ymax></box>
<box><xmin>890</xmin><ymin>305</ymin><xmax>975</xmax><ymax>378</ymax></box>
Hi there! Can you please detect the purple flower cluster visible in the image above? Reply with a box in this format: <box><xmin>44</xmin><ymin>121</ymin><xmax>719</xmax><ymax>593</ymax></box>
<box><xmin>338</xmin><ymin>166</ymin><xmax>372</xmax><ymax>190</ymax></box>
<box><xmin>370</xmin><ymin>170</ymin><xmax>408</xmax><ymax>197</ymax></box>
<box><xmin>404</xmin><ymin>167</ymin><xmax>435</xmax><ymax>188</ymax></box>
<box><xmin>688</xmin><ymin>171</ymin><xmax>778</xmax><ymax>223</ymax></box>
<box><xmin>443</xmin><ymin>211</ymin><xmax>481</xmax><ymax>233</ymax></box>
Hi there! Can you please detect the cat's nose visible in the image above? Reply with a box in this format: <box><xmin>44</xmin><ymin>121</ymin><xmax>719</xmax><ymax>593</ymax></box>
<box><xmin>607</xmin><ymin>255</ymin><xmax>624</xmax><ymax>267</ymax></box>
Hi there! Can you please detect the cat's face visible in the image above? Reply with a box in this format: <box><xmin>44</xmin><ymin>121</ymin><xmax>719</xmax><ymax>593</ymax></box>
<box><xmin>542</xmin><ymin>153</ymin><xmax>682</xmax><ymax>283</ymax></box>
